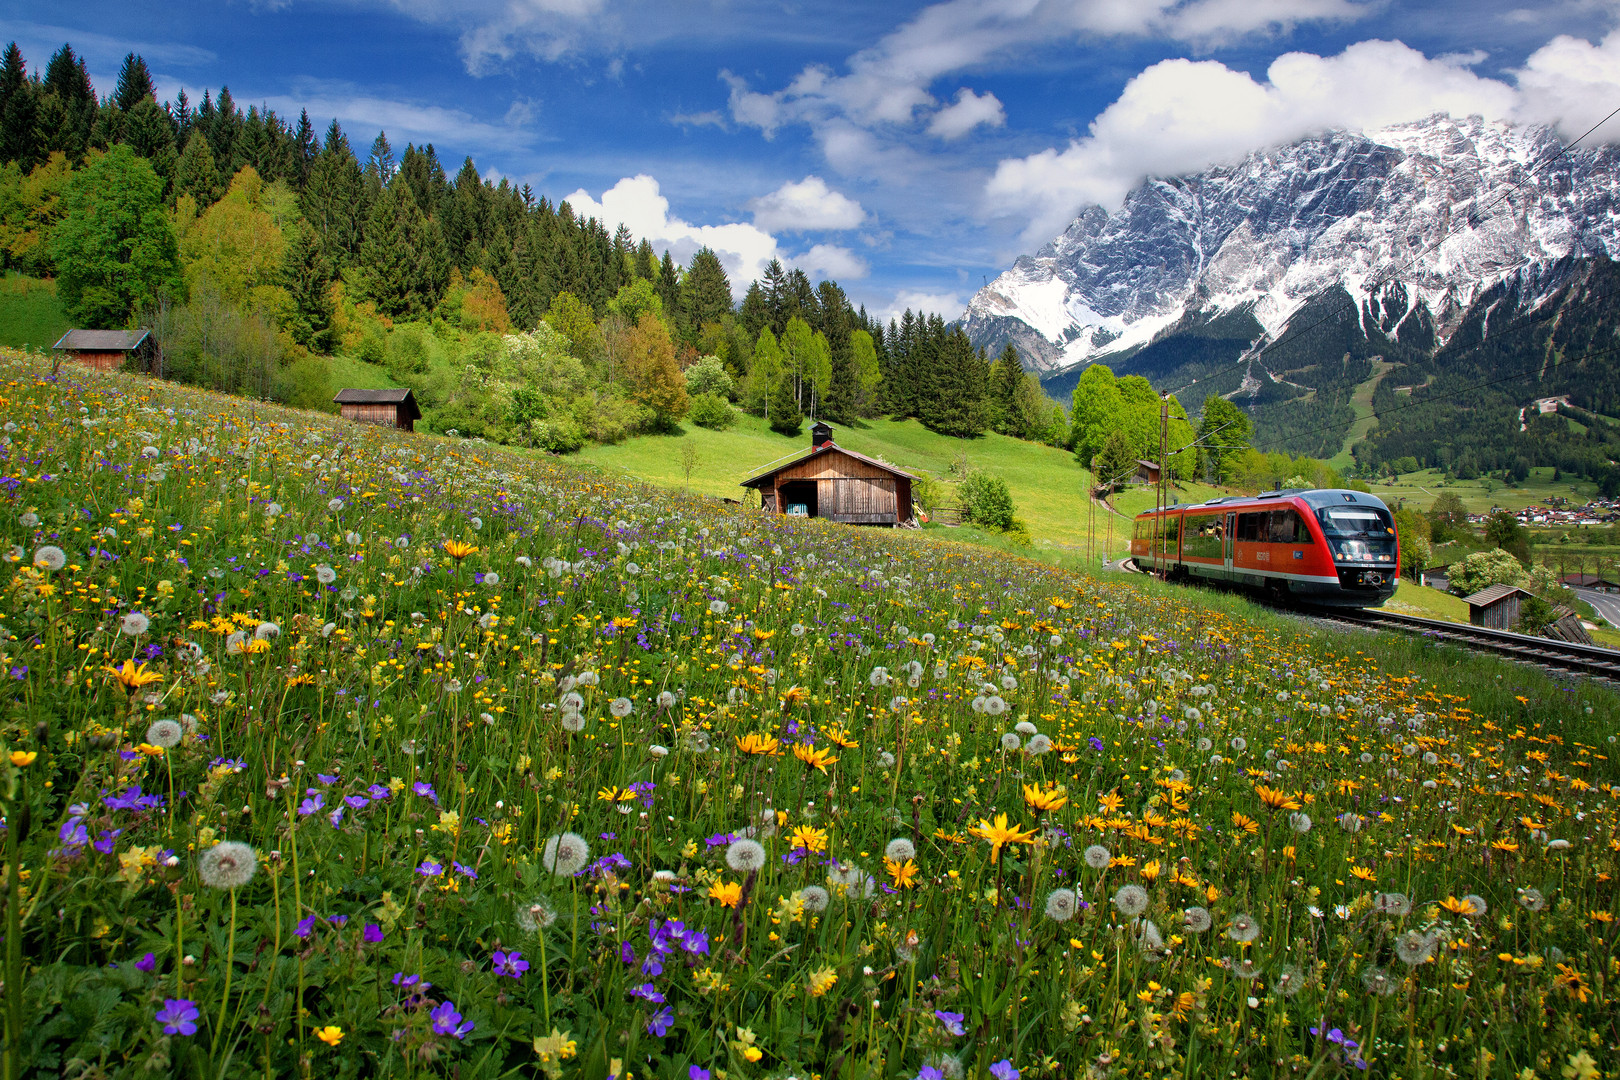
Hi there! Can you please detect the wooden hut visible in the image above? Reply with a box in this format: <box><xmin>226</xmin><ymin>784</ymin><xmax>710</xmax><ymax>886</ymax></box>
<box><xmin>1131</xmin><ymin>459</ymin><xmax>1161</xmax><ymax>485</ymax></box>
<box><xmin>333</xmin><ymin>388</ymin><xmax>420</xmax><ymax>432</ymax></box>
<box><xmin>741</xmin><ymin>425</ymin><xmax>916</xmax><ymax>526</ymax></box>
<box><xmin>1463</xmin><ymin>583</ymin><xmax>1530</xmax><ymax>631</ymax></box>
<box><xmin>51</xmin><ymin>329</ymin><xmax>152</xmax><ymax>372</ymax></box>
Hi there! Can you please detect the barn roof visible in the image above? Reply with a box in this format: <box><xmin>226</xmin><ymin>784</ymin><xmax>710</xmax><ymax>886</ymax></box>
<box><xmin>740</xmin><ymin>441</ymin><xmax>918</xmax><ymax>488</ymax></box>
<box><xmin>333</xmin><ymin>387</ymin><xmax>422</xmax><ymax>419</ymax></box>
<box><xmin>53</xmin><ymin>329</ymin><xmax>149</xmax><ymax>351</ymax></box>
<box><xmin>1463</xmin><ymin>583</ymin><xmax>1531</xmax><ymax>608</ymax></box>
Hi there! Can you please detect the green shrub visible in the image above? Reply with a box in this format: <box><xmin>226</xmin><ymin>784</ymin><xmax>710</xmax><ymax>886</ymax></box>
<box><xmin>1448</xmin><ymin>548</ymin><xmax>1529</xmax><ymax>596</ymax></box>
<box><xmin>529</xmin><ymin>417</ymin><xmax>587</xmax><ymax>454</ymax></box>
<box><xmin>689</xmin><ymin>391</ymin><xmax>736</xmax><ymax>429</ymax></box>
<box><xmin>387</xmin><ymin>325</ymin><xmax>430</xmax><ymax>377</ymax></box>
<box><xmin>684</xmin><ymin>355</ymin><xmax>734</xmax><ymax>399</ymax></box>
<box><xmin>959</xmin><ymin>470</ymin><xmax>1015</xmax><ymax>531</ymax></box>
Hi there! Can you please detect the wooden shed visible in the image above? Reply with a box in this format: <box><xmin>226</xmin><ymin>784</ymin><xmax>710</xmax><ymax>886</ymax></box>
<box><xmin>741</xmin><ymin>425</ymin><xmax>916</xmax><ymax>526</ymax></box>
<box><xmin>1463</xmin><ymin>583</ymin><xmax>1530</xmax><ymax>631</ymax></box>
<box><xmin>52</xmin><ymin>328</ymin><xmax>152</xmax><ymax>372</ymax></box>
<box><xmin>333</xmin><ymin>388</ymin><xmax>420</xmax><ymax>432</ymax></box>
<box><xmin>1131</xmin><ymin>459</ymin><xmax>1161</xmax><ymax>485</ymax></box>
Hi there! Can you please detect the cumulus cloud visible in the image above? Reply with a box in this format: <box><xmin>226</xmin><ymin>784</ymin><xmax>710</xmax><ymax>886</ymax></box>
<box><xmin>384</xmin><ymin>0</ymin><xmax>611</xmax><ymax>69</ymax></box>
<box><xmin>793</xmin><ymin>244</ymin><xmax>871</xmax><ymax>280</ymax></box>
<box><xmin>880</xmin><ymin>289</ymin><xmax>969</xmax><ymax>322</ymax></box>
<box><xmin>748</xmin><ymin>177</ymin><xmax>866</xmax><ymax>232</ymax></box>
<box><xmin>927</xmin><ymin>88</ymin><xmax>1006</xmax><ymax>139</ymax></box>
<box><xmin>986</xmin><ymin>39</ymin><xmax>1524</xmax><ymax>244</ymax></box>
<box><xmin>1513</xmin><ymin>30</ymin><xmax>1620</xmax><ymax>139</ymax></box>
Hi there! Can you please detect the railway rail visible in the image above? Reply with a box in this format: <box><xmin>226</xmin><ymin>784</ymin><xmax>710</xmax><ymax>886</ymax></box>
<box><xmin>1119</xmin><ymin>557</ymin><xmax>1620</xmax><ymax>681</ymax></box>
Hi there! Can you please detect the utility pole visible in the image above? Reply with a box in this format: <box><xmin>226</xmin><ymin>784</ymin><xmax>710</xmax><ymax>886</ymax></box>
<box><xmin>1089</xmin><ymin>454</ymin><xmax>1098</xmax><ymax>568</ymax></box>
<box><xmin>1156</xmin><ymin>395</ymin><xmax>1170</xmax><ymax>568</ymax></box>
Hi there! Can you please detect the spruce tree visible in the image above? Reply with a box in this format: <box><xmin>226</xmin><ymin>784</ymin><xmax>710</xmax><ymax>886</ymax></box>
<box><xmin>656</xmin><ymin>249</ymin><xmax>682</xmax><ymax>332</ymax></box>
<box><xmin>990</xmin><ymin>344</ymin><xmax>1025</xmax><ymax>436</ymax></box>
<box><xmin>174</xmin><ymin>130</ymin><xmax>221</xmax><ymax>206</ymax></box>
<box><xmin>122</xmin><ymin>98</ymin><xmax>176</xmax><ymax>178</ymax></box>
<box><xmin>294</xmin><ymin>110</ymin><xmax>318</xmax><ymax>186</ymax></box>
<box><xmin>683</xmin><ymin>247</ymin><xmax>733</xmax><ymax>329</ymax></box>
<box><xmin>282</xmin><ymin>218</ymin><xmax>336</xmax><ymax>352</ymax></box>
<box><xmin>41</xmin><ymin>45</ymin><xmax>95</xmax><ymax>161</ymax></box>
<box><xmin>301</xmin><ymin>121</ymin><xmax>365</xmax><ymax>268</ymax></box>
<box><xmin>0</xmin><ymin>43</ymin><xmax>41</xmax><ymax>170</ymax></box>
<box><xmin>113</xmin><ymin>53</ymin><xmax>156</xmax><ymax>112</ymax></box>
<box><xmin>739</xmin><ymin>281</ymin><xmax>769</xmax><ymax>339</ymax></box>
<box><xmin>768</xmin><ymin>373</ymin><xmax>803</xmax><ymax>436</ymax></box>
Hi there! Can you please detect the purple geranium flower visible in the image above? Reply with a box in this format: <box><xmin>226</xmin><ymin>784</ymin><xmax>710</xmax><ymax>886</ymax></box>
<box><xmin>430</xmin><ymin>1000</ymin><xmax>473</xmax><ymax>1039</ymax></box>
<box><xmin>989</xmin><ymin>1061</ymin><xmax>1018</xmax><ymax>1080</ymax></box>
<box><xmin>629</xmin><ymin>983</ymin><xmax>665</xmax><ymax>1003</ymax></box>
<box><xmin>156</xmin><ymin>998</ymin><xmax>200</xmax><ymax>1036</ymax></box>
<box><xmin>294</xmin><ymin>917</ymin><xmax>315</xmax><ymax>939</ymax></box>
<box><xmin>689</xmin><ymin>1068</ymin><xmax>711</xmax><ymax>1080</ymax></box>
<box><xmin>645</xmin><ymin>1006</ymin><xmax>674</xmax><ymax>1037</ymax></box>
<box><xmin>363</xmin><ymin>923</ymin><xmax>384</xmax><ymax>944</ymax></box>
<box><xmin>135</xmin><ymin>952</ymin><xmax>156</xmax><ymax>973</ymax></box>
<box><xmin>416</xmin><ymin>860</ymin><xmax>444</xmax><ymax>877</ymax></box>
<box><xmin>918</xmin><ymin>1068</ymin><xmax>945</xmax><ymax>1080</ymax></box>
<box><xmin>934</xmin><ymin>1010</ymin><xmax>965</xmax><ymax>1036</ymax></box>
<box><xmin>492</xmin><ymin>950</ymin><xmax>529</xmax><ymax>979</ymax></box>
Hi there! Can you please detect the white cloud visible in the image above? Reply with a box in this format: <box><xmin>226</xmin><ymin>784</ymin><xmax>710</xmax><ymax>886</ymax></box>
<box><xmin>927</xmin><ymin>88</ymin><xmax>1006</xmax><ymax>139</ymax></box>
<box><xmin>748</xmin><ymin>177</ymin><xmax>866</xmax><ymax>232</ymax></box>
<box><xmin>986</xmin><ymin>39</ymin><xmax>1523</xmax><ymax>244</ymax></box>
<box><xmin>562</xmin><ymin>175</ymin><xmax>785</xmax><ymax>285</ymax></box>
<box><xmin>880</xmin><ymin>289</ymin><xmax>968</xmax><ymax>323</ymax></box>
<box><xmin>383</xmin><ymin>0</ymin><xmax>611</xmax><ymax>70</ymax></box>
<box><xmin>793</xmin><ymin>244</ymin><xmax>871</xmax><ymax>280</ymax></box>
<box><xmin>1513</xmin><ymin>30</ymin><xmax>1620</xmax><ymax>140</ymax></box>
<box><xmin>725</xmin><ymin>0</ymin><xmax>1376</xmax><ymax>158</ymax></box>
<box><xmin>262</xmin><ymin>79</ymin><xmax>534</xmax><ymax>152</ymax></box>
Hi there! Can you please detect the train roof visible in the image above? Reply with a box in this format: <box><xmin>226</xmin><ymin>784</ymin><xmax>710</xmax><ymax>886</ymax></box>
<box><xmin>1140</xmin><ymin>488</ymin><xmax>1393</xmax><ymax>516</ymax></box>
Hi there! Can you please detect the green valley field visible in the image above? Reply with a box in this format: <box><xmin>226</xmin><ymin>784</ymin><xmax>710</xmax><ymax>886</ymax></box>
<box><xmin>2</xmin><ymin>352</ymin><xmax>1615</xmax><ymax>1080</ymax></box>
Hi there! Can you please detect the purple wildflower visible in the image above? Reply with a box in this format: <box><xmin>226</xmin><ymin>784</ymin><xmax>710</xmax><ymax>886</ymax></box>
<box><xmin>934</xmin><ymin>1010</ymin><xmax>965</xmax><ymax>1036</ymax></box>
<box><xmin>363</xmin><ymin>924</ymin><xmax>384</xmax><ymax>944</ymax></box>
<box><xmin>492</xmin><ymin>950</ymin><xmax>529</xmax><ymax>979</ymax></box>
<box><xmin>155</xmin><ymin>998</ymin><xmax>200</xmax><ymax>1036</ymax></box>
<box><xmin>990</xmin><ymin>1062</ymin><xmax>1018</xmax><ymax>1080</ymax></box>
<box><xmin>430</xmin><ymin>1000</ymin><xmax>473</xmax><ymax>1039</ymax></box>
<box><xmin>645</xmin><ymin>1006</ymin><xmax>674</xmax><ymax>1037</ymax></box>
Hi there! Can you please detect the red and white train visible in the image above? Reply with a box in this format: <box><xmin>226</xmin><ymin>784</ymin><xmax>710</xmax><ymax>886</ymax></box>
<box><xmin>1130</xmin><ymin>488</ymin><xmax>1400</xmax><ymax>607</ymax></box>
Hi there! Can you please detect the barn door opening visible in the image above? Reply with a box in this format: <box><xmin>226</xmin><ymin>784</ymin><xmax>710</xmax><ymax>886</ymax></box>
<box><xmin>779</xmin><ymin>480</ymin><xmax>818</xmax><ymax>518</ymax></box>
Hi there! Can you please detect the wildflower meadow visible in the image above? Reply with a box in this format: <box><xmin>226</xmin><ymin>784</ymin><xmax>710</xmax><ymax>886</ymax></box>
<box><xmin>2</xmin><ymin>355</ymin><xmax>1617</xmax><ymax>1080</ymax></box>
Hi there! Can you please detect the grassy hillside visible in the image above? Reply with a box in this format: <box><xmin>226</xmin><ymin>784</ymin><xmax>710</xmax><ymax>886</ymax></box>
<box><xmin>1365</xmin><ymin>466</ymin><xmax>1601</xmax><ymax>514</ymax></box>
<box><xmin>0</xmin><ymin>273</ymin><xmax>69</xmax><ymax>350</ymax></box>
<box><xmin>574</xmin><ymin>412</ymin><xmax>1222</xmax><ymax>560</ymax></box>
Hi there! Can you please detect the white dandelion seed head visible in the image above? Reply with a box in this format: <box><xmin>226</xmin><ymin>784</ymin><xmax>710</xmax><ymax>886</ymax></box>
<box><xmin>264</xmin><ymin>502</ymin><xmax>283</xmax><ymax>518</ymax></box>
<box><xmin>610</xmin><ymin>697</ymin><xmax>634</xmax><ymax>718</ymax></box>
<box><xmin>33</xmin><ymin>546</ymin><xmax>66</xmax><ymax>572</ymax></box>
<box><xmin>559</xmin><ymin>692</ymin><xmax>585</xmax><ymax>712</ymax></box>
<box><xmin>1113</xmin><ymin>884</ymin><xmax>1149</xmax><ymax>918</ymax></box>
<box><xmin>120</xmin><ymin>612</ymin><xmax>150</xmax><ymax>636</ymax></box>
<box><xmin>884</xmin><ymin>838</ymin><xmax>916</xmax><ymax>863</ymax></box>
<box><xmin>1135</xmin><ymin>917</ymin><xmax>1164</xmax><ymax>953</ymax></box>
<box><xmin>1026</xmin><ymin>734</ymin><xmax>1051</xmax><ymax>755</ymax></box>
<box><xmin>254</xmin><ymin>622</ymin><xmax>281</xmax><ymax>641</ymax></box>
<box><xmin>1044</xmin><ymin>888</ymin><xmax>1079</xmax><ymax>922</ymax></box>
<box><xmin>1183</xmin><ymin>906</ymin><xmax>1213</xmax><ymax>933</ymax></box>
<box><xmin>726</xmin><ymin>839</ymin><xmax>766</xmax><ymax>873</ymax></box>
<box><xmin>868</xmin><ymin>667</ymin><xmax>890</xmax><ymax>687</ymax></box>
<box><xmin>1337</xmin><ymin>813</ymin><xmax>1363</xmax><ymax>834</ymax></box>
<box><xmin>328</xmin><ymin>498</ymin><xmax>345</xmax><ymax>513</ymax></box>
<box><xmin>983</xmin><ymin>695</ymin><xmax>1007</xmax><ymax>716</ymax></box>
<box><xmin>478</xmin><ymin>613</ymin><xmax>498</xmax><ymax>631</ymax></box>
<box><xmin>1014</xmin><ymin>721</ymin><xmax>1038</xmax><ymax>736</ymax></box>
<box><xmin>225</xmin><ymin>630</ymin><xmax>247</xmax><ymax>655</ymax></box>
<box><xmin>1395</xmin><ymin>929</ymin><xmax>1436</xmax><ymax>966</ymax></box>
<box><xmin>656</xmin><ymin>690</ymin><xmax>677</xmax><ymax>709</ymax></box>
<box><xmin>709</xmin><ymin>600</ymin><xmax>729</xmax><ymax>615</ymax></box>
<box><xmin>1084</xmin><ymin>844</ymin><xmax>1111</xmax><ymax>870</ymax></box>
<box><xmin>649</xmin><ymin>744</ymin><xmax>670</xmax><ymax>758</ymax></box>
<box><xmin>1229</xmin><ymin>737</ymin><xmax>1247</xmax><ymax>752</ymax></box>
<box><xmin>999</xmin><ymin>732</ymin><xmax>1022</xmax><ymax>752</ymax></box>
<box><xmin>1001</xmin><ymin>674</ymin><xmax>1018</xmax><ymax>691</ymax></box>
<box><xmin>1288</xmin><ymin>812</ymin><xmax>1312</xmax><ymax>834</ymax></box>
<box><xmin>197</xmin><ymin>841</ymin><xmax>258</xmax><ymax>889</ymax></box>
<box><xmin>878</xmin><ymin>751</ymin><xmax>896</xmax><ymax>769</ymax></box>
<box><xmin>560</xmin><ymin>711</ymin><xmax>586</xmax><ymax>732</ymax></box>
<box><xmin>1461</xmin><ymin>894</ymin><xmax>1488</xmax><ymax>917</ymax></box>
<box><xmin>798</xmin><ymin>885</ymin><xmax>831</xmax><ymax>912</ymax></box>
<box><xmin>1518</xmin><ymin>888</ymin><xmax>1547</xmax><ymax>912</ymax></box>
<box><xmin>1271</xmin><ymin>964</ymin><xmax>1305</xmax><ymax>996</ymax></box>
<box><xmin>576</xmin><ymin>671</ymin><xmax>599</xmax><ymax>687</ymax></box>
<box><xmin>19</xmin><ymin>512</ymin><xmax>38</xmax><ymax>528</ymax></box>
<box><xmin>145</xmin><ymin>719</ymin><xmax>183</xmax><ymax>748</ymax></box>
<box><xmin>1227</xmin><ymin>913</ymin><xmax>1260</xmax><ymax>943</ymax></box>
<box><xmin>516</xmin><ymin>897</ymin><xmax>557</xmax><ymax>931</ymax></box>
<box><xmin>316</xmin><ymin>565</ymin><xmax>337</xmax><ymax>585</ymax></box>
<box><xmin>1361</xmin><ymin>966</ymin><xmax>1397</xmax><ymax>996</ymax></box>
<box><xmin>541</xmin><ymin>832</ymin><xmax>590</xmax><ymax>876</ymax></box>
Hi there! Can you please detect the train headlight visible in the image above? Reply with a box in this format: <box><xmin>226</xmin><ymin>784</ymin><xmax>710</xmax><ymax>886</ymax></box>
<box><xmin>1335</xmin><ymin>540</ymin><xmax>1371</xmax><ymax>562</ymax></box>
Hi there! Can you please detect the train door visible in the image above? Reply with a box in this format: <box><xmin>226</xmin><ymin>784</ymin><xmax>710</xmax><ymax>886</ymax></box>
<box><xmin>1223</xmin><ymin>511</ymin><xmax>1236</xmax><ymax>578</ymax></box>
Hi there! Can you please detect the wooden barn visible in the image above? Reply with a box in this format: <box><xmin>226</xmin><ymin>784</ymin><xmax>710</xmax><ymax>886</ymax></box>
<box><xmin>51</xmin><ymin>328</ymin><xmax>152</xmax><ymax>372</ymax></box>
<box><xmin>333</xmin><ymin>388</ymin><xmax>420</xmax><ymax>432</ymax></box>
<box><xmin>1463</xmin><ymin>583</ymin><xmax>1530</xmax><ymax>631</ymax></box>
<box><xmin>741</xmin><ymin>424</ymin><xmax>916</xmax><ymax>526</ymax></box>
<box><xmin>1131</xmin><ymin>459</ymin><xmax>1161</xmax><ymax>485</ymax></box>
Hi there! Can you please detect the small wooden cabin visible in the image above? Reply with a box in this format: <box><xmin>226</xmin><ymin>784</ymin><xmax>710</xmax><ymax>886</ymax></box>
<box><xmin>52</xmin><ymin>329</ymin><xmax>152</xmax><ymax>372</ymax></box>
<box><xmin>742</xmin><ymin>425</ymin><xmax>916</xmax><ymax>526</ymax></box>
<box><xmin>1132</xmin><ymin>459</ymin><xmax>1161</xmax><ymax>485</ymax></box>
<box><xmin>333</xmin><ymin>388</ymin><xmax>420</xmax><ymax>432</ymax></box>
<box><xmin>1464</xmin><ymin>583</ymin><xmax>1530</xmax><ymax>631</ymax></box>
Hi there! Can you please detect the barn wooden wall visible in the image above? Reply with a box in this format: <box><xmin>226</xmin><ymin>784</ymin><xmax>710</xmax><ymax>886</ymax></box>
<box><xmin>67</xmin><ymin>352</ymin><xmax>124</xmax><ymax>372</ymax></box>
<box><xmin>763</xmin><ymin>449</ymin><xmax>910</xmax><ymax>525</ymax></box>
<box><xmin>340</xmin><ymin>403</ymin><xmax>413</xmax><ymax>431</ymax></box>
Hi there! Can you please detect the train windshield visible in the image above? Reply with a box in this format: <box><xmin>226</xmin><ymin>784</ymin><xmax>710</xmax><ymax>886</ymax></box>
<box><xmin>1315</xmin><ymin>506</ymin><xmax>1394</xmax><ymax>539</ymax></box>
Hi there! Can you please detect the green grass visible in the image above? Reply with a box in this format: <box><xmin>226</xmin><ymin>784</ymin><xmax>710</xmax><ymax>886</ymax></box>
<box><xmin>575</xmin><ymin>412</ymin><xmax>1222</xmax><ymax>559</ymax></box>
<box><xmin>1384</xmin><ymin>579</ymin><xmax>1471</xmax><ymax>622</ymax></box>
<box><xmin>1328</xmin><ymin>356</ymin><xmax>1394</xmax><ymax>471</ymax></box>
<box><xmin>0</xmin><ymin>274</ymin><xmax>69</xmax><ymax>350</ymax></box>
<box><xmin>324</xmin><ymin>351</ymin><xmax>403</xmax><ymax>392</ymax></box>
<box><xmin>1370</xmin><ymin>466</ymin><xmax>1600</xmax><ymax>513</ymax></box>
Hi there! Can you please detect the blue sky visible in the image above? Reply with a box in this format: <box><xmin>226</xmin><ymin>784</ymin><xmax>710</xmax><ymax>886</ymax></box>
<box><xmin>7</xmin><ymin>0</ymin><xmax>1620</xmax><ymax>319</ymax></box>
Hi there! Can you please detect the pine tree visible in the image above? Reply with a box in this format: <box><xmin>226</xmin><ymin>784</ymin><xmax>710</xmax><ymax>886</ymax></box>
<box><xmin>365</xmin><ymin>130</ymin><xmax>396</xmax><ymax>192</ymax></box>
<box><xmin>173</xmin><ymin>130</ymin><xmax>221</xmax><ymax>206</ymax></box>
<box><xmin>282</xmin><ymin>218</ymin><xmax>336</xmax><ymax>352</ymax></box>
<box><xmin>919</xmin><ymin>326</ymin><xmax>987</xmax><ymax>437</ymax></box>
<box><xmin>122</xmin><ymin>98</ymin><xmax>176</xmax><ymax>179</ymax></box>
<box><xmin>113</xmin><ymin>53</ymin><xmax>156</xmax><ymax>112</ymax></box>
<box><xmin>1095</xmin><ymin>429</ymin><xmax>1136</xmax><ymax>492</ymax></box>
<box><xmin>209</xmin><ymin>87</ymin><xmax>242</xmax><ymax>174</ymax></box>
<box><xmin>761</xmin><ymin>258</ymin><xmax>788</xmax><ymax>332</ymax></box>
<box><xmin>359</xmin><ymin>179</ymin><xmax>436</xmax><ymax>318</ymax></box>
<box><xmin>768</xmin><ymin>372</ymin><xmax>803</xmax><ymax>436</ymax></box>
<box><xmin>41</xmin><ymin>45</ymin><xmax>94</xmax><ymax>161</ymax></box>
<box><xmin>294</xmin><ymin>110</ymin><xmax>318</xmax><ymax>186</ymax></box>
<box><xmin>656</xmin><ymin>249</ymin><xmax>682</xmax><ymax>332</ymax></box>
<box><xmin>739</xmin><ymin>281</ymin><xmax>769</xmax><ymax>339</ymax></box>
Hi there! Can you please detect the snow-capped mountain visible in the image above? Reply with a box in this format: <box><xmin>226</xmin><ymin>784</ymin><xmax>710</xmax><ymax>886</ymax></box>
<box><xmin>965</xmin><ymin>115</ymin><xmax>1620</xmax><ymax>376</ymax></box>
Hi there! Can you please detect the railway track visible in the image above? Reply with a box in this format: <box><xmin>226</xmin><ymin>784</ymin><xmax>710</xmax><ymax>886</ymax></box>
<box><xmin>1307</xmin><ymin>606</ymin><xmax>1620</xmax><ymax>680</ymax></box>
<box><xmin>1119</xmin><ymin>559</ymin><xmax>1620</xmax><ymax>681</ymax></box>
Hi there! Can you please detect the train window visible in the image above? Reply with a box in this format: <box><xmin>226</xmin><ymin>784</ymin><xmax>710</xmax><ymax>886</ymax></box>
<box><xmin>1157</xmin><ymin>515</ymin><xmax>1180</xmax><ymax>543</ymax></box>
<box><xmin>1183</xmin><ymin>513</ymin><xmax>1224</xmax><ymax>558</ymax></box>
<box><xmin>1236</xmin><ymin>512</ymin><xmax>1265</xmax><ymax>542</ymax></box>
<box><xmin>1268</xmin><ymin>509</ymin><xmax>1313</xmax><ymax>544</ymax></box>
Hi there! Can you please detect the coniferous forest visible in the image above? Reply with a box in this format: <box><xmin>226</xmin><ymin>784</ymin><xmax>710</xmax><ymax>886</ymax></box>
<box><xmin>0</xmin><ymin>44</ymin><xmax>1074</xmax><ymax>455</ymax></box>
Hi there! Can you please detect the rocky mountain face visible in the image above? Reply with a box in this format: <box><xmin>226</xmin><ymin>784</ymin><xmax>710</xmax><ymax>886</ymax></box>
<box><xmin>965</xmin><ymin>115</ymin><xmax>1620</xmax><ymax>387</ymax></box>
